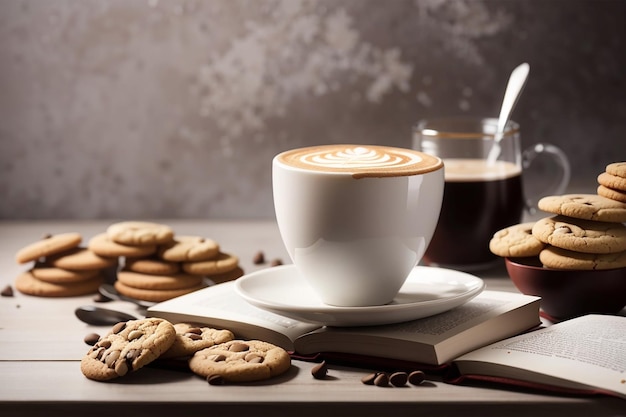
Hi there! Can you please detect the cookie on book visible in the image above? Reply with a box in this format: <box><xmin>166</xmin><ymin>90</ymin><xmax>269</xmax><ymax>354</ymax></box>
<box><xmin>598</xmin><ymin>172</ymin><xmax>626</xmax><ymax>192</ymax></box>
<box><xmin>160</xmin><ymin>323</ymin><xmax>235</xmax><ymax>359</ymax></box>
<box><xmin>31</xmin><ymin>264</ymin><xmax>99</xmax><ymax>284</ymax></box>
<box><xmin>539</xmin><ymin>247</ymin><xmax>626</xmax><ymax>270</ymax></box>
<box><xmin>537</xmin><ymin>194</ymin><xmax>626</xmax><ymax>223</ymax></box>
<box><xmin>47</xmin><ymin>247</ymin><xmax>118</xmax><ymax>271</ymax></box>
<box><xmin>80</xmin><ymin>318</ymin><xmax>176</xmax><ymax>381</ymax></box>
<box><xmin>158</xmin><ymin>236</ymin><xmax>220</xmax><ymax>262</ymax></box>
<box><xmin>107</xmin><ymin>221</ymin><xmax>174</xmax><ymax>246</ymax></box>
<box><xmin>188</xmin><ymin>340</ymin><xmax>291</xmax><ymax>383</ymax></box>
<box><xmin>124</xmin><ymin>257</ymin><xmax>181</xmax><ymax>275</ymax></box>
<box><xmin>532</xmin><ymin>215</ymin><xmax>626</xmax><ymax>254</ymax></box>
<box><xmin>15</xmin><ymin>270</ymin><xmax>104</xmax><ymax>297</ymax></box>
<box><xmin>89</xmin><ymin>233</ymin><xmax>157</xmax><ymax>258</ymax></box>
<box><xmin>606</xmin><ymin>161</ymin><xmax>626</xmax><ymax>178</ymax></box>
<box><xmin>114</xmin><ymin>280</ymin><xmax>205</xmax><ymax>303</ymax></box>
<box><xmin>597</xmin><ymin>185</ymin><xmax>626</xmax><ymax>203</ymax></box>
<box><xmin>15</xmin><ymin>233</ymin><xmax>82</xmax><ymax>264</ymax></box>
<box><xmin>182</xmin><ymin>252</ymin><xmax>239</xmax><ymax>276</ymax></box>
<box><xmin>489</xmin><ymin>222</ymin><xmax>545</xmax><ymax>258</ymax></box>
<box><xmin>117</xmin><ymin>270</ymin><xmax>204</xmax><ymax>291</ymax></box>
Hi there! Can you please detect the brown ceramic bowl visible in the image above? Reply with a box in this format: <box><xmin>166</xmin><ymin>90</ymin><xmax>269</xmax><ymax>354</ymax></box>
<box><xmin>505</xmin><ymin>257</ymin><xmax>626</xmax><ymax>321</ymax></box>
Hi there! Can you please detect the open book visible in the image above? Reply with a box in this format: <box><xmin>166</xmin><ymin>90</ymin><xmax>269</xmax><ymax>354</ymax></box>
<box><xmin>448</xmin><ymin>314</ymin><xmax>626</xmax><ymax>399</ymax></box>
<box><xmin>147</xmin><ymin>281</ymin><xmax>540</xmax><ymax>367</ymax></box>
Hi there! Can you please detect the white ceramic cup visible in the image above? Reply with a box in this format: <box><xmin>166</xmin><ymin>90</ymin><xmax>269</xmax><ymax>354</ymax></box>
<box><xmin>272</xmin><ymin>144</ymin><xmax>444</xmax><ymax>307</ymax></box>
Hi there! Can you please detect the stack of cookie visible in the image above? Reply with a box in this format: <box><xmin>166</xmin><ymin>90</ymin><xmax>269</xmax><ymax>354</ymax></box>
<box><xmin>597</xmin><ymin>162</ymin><xmax>626</xmax><ymax>203</ymax></box>
<box><xmin>14</xmin><ymin>233</ymin><xmax>117</xmax><ymax>297</ymax></box>
<box><xmin>90</xmin><ymin>221</ymin><xmax>244</xmax><ymax>303</ymax></box>
<box><xmin>490</xmin><ymin>162</ymin><xmax>626</xmax><ymax>271</ymax></box>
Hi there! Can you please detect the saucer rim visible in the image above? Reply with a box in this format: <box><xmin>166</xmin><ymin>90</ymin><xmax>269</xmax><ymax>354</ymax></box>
<box><xmin>234</xmin><ymin>264</ymin><xmax>485</xmax><ymax>325</ymax></box>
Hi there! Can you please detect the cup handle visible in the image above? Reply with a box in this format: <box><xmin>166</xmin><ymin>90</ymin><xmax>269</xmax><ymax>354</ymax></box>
<box><xmin>522</xmin><ymin>143</ymin><xmax>571</xmax><ymax>214</ymax></box>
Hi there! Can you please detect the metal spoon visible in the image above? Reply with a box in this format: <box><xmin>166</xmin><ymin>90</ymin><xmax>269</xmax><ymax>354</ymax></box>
<box><xmin>75</xmin><ymin>305</ymin><xmax>138</xmax><ymax>326</ymax></box>
<box><xmin>486</xmin><ymin>62</ymin><xmax>530</xmax><ymax>164</ymax></box>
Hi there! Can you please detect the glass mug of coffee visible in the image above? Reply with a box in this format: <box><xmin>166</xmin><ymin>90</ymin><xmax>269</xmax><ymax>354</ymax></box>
<box><xmin>413</xmin><ymin>117</ymin><xmax>571</xmax><ymax>270</ymax></box>
<box><xmin>273</xmin><ymin>144</ymin><xmax>444</xmax><ymax>307</ymax></box>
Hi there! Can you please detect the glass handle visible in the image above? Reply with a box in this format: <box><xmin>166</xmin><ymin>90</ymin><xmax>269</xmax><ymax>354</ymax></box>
<box><xmin>522</xmin><ymin>143</ymin><xmax>571</xmax><ymax>214</ymax></box>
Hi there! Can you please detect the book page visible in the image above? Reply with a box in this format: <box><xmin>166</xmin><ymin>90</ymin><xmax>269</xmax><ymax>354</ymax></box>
<box><xmin>294</xmin><ymin>291</ymin><xmax>540</xmax><ymax>364</ymax></box>
<box><xmin>454</xmin><ymin>314</ymin><xmax>626</xmax><ymax>396</ymax></box>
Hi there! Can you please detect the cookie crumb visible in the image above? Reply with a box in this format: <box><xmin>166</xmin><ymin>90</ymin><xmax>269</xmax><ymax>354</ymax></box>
<box><xmin>252</xmin><ymin>251</ymin><xmax>265</xmax><ymax>264</ymax></box>
<box><xmin>408</xmin><ymin>370</ymin><xmax>425</xmax><ymax>385</ymax></box>
<box><xmin>1</xmin><ymin>284</ymin><xmax>14</xmax><ymax>297</ymax></box>
<box><xmin>84</xmin><ymin>333</ymin><xmax>101</xmax><ymax>346</ymax></box>
<box><xmin>207</xmin><ymin>374</ymin><xmax>225</xmax><ymax>385</ymax></box>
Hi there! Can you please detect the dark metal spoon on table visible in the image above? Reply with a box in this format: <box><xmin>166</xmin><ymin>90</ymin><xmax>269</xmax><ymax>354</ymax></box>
<box><xmin>75</xmin><ymin>305</ymin><xmax>138</xmax><ymax>326</ymax></box>
<box><xmin>74</xmin><ymin>284</ymin><xmax>155</xmax><ymax>326</ymax></box>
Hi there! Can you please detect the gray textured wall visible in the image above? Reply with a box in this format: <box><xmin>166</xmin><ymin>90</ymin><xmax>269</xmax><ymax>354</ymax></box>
<box><xmin>1</xmin><ymin>0</ymin><xmax>625</xmax><ymax>220</ymax></box>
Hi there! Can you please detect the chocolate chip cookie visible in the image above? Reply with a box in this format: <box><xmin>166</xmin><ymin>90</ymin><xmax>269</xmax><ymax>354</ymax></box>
<box><xmin>81</xmin><ymin>318</ymin><xmax>176</xmax><ymax>381</ymax></box>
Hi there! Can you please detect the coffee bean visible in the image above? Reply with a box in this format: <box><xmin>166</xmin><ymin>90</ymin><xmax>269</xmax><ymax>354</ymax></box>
<box><xmin>207</xmin><ymin>374</ymin><xmax>225</xmax><ymax>385</ymax></box>
<box><xmin>311</xmin><ymin>361</ymin><xmax>328</xmax><ymax>380</ymax></box>
<box><xmin>361</xmin><ymin>372</ymin><xmax>378</xmax><ymax>385</ymax></box>
<box><xmin>389</xmin><ymin>372</ymin><xmax>408</xmax><ymax>387</ymax></box>
<box><xmin>373</xmin><ymin>373</ymin><xmax>389</xmax><ymax>387</ymax></box>
<box><xmin>1</xmin><ymin>285</ymin><xmax>14</xmax><ymax>297</ymax></box>
<box><xmin>103</xmin><ymin>350</ymin><xmax>121</xmax><ymax>368</ymax></box>
<box><xmin>84</xmin><ymin>333</ymin><xmax>101</xmax><ymax>346</ymax></box>
<box><xmin>408</xmin><ymin>370</ymin><xmax>425</xmax><ymax>385</ymax></box>
<box><xmin>97</xmin><ymin>339</ymin><xmax>112</xmax><ymax>349</ymax></box>
<box><xmin>252</xmin><ymin>251</ymin><xmax>265</xmax><ymax>264</ymax></box>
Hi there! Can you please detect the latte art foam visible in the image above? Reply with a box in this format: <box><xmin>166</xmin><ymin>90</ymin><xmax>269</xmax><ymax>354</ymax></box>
<box><xmin>276</xmin><ymin>145</ymin><xmax>443</xmax><ymax>178</ymax></box>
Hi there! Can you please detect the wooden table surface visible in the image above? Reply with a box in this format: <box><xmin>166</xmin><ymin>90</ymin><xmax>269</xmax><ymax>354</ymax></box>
<box><xmin>1</xmin><ymin>220</ymin><xmax>624</xmax><ymax>417</ymax></box>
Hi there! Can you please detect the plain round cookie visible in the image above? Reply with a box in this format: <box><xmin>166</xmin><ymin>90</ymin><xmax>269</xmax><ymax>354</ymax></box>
<box><xmin>107</xmin><ymin>221</ymin><xmax>174</xmax><ymax>246</ymax></box>
<box><xmin>47</xmin><ymin>247</ymin><xmax>118</xmax><ymax>271</ymax></box>
<box><xmin>182</xmin><ymin>252</ymin><xmax>239</xmax><ymax>276</ymax></box>
<box><xmin>89</xmin><ymin>233</ymin><xmax>157</xmax><ymax>258</ymax></box>
<box><xmin>539</xmin><ymin>247</ymin><xmax>626</xmax><ymax>270</ymax></box>
<box><xmin>598</xmin><ymin>172</ymin><xmax>626</xmax><ymax>192</ymax></box>
<box><xmin>160</xmin><ymin>323</ymin><xmax>235</xmax><ymax>359</ymax></box>
<box><xmin>80</xmin><ymin>318</ymin><xmax>176</xmax><ymax>381</ymax></box>
<box><xmin>158</xmin><ymin>236</ymin><xmax>220</xmax><ymax>262</ymax></box>
<box><xmin>31</xmin><ymin>265</ymin><xmax>99</xmax><ymax>284</ymax></box>
<box><xmin>114</xmin><ymin>280</ymin><xmax>205</xmax><ymax>303</ymax></box>
<box><xmin>489</xmin><ymin>222</ymin><xmax>546</xmax><ymax>258</ymax></box>
<box><xmin>188</xmin><ymin>340</ymin><xmax>291</xmax><ymax>383</ymax></box>
<box><xmin>537</xmin><ymin>194</ymin><xmax>626</xmax><ymax>223</ymax></box>
<box><xmin>606</xmin><ymin>162</ymin><xmax>626</xmax><ymax>178</ymax></box>
<box><xmin>125</xmin><ymin>257</ymin><xmax>181</xmax><ymax>275</ymax></box>
<box><xmin>15</xmin><ymin>233</ymin><xmax>82</xmax><ymax>264</ymax></box>
<box><xmin>597</xmin><ymin>184</ymin><xmax>626</xmax><ymax>203</ymax></box>
<box><xmin>532</xmin><ymin>215</ymin><xmax>626</xmax><ymax>254</ymax></box>
<box><xmin>207</xmin><ymin>266</ymin><xmax>245</xmax><ymax>284</ymax></box>
<box><xmin>15</xmin><ymin>271</ymin><xmax>103</xmax><ymax>297</ymax></box>
<box><xmin>117</xmin><ymin>270</ymin><xmax>204</xmax><ymax>290</ymax></box>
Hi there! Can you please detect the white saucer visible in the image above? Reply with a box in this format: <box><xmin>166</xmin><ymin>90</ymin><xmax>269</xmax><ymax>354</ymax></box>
<box><xmin>234</xmin><ymin>264</ymin><xmax>485</xmax><ymax>327</ymax></box>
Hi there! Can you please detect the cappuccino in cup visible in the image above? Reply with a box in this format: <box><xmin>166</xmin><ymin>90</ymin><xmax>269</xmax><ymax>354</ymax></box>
<box><xmin>273</xmin><ymin>144</ymin><xmax>444</xmax><ymax>307</ymax></box>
